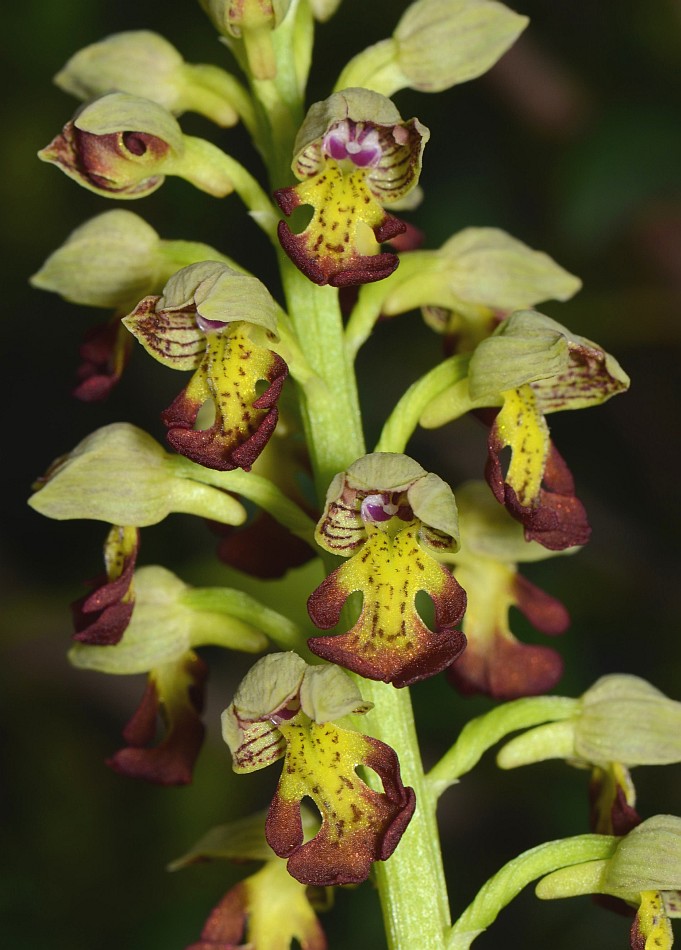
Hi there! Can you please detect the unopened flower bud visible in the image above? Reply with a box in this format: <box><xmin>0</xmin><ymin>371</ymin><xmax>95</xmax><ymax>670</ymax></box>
<box><xmin>337</xmin><ymin>0</ymin><xmax>528</xmax><ymax>97</ymax></box>
<box><xmin>199</xmin><ymin>0</ymin><xmax>292</xmax><ymax>79</ymax></box>
<box><xmin>55</xmin><ymin>30</ymin><xmax>242</xmax><ymax>127</ymax></box>
<box><xmin>29</xmin><ymin>423</ymin><xmax>247</xmax><ymax>528</ymax></box>
<box><xmin>497</xmin><ymin>674</ymin><xmax>681</xmax><ymax>770</ymax></box>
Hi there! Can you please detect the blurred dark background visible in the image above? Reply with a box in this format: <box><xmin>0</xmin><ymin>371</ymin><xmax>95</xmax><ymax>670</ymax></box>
<box><xmin>2</xmin><ymin>1</ymin><xmax>681</xmax><ymax>947</ymax></box>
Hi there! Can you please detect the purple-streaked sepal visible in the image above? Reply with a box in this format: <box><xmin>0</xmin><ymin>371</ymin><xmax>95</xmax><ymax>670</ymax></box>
<box><xmin>108</xmin><ymin>651</ymin><xmax>207</xmax><ymax>785</ymax></box>
<box><xmin>39</xmin><ymin>121</ymin><xmax>170</xmax><ymax>198</ymax></box>
<box><xmin>276</xmin><ymin>91</ymin><xmax>429</xmax><ymax>287</ymax></box>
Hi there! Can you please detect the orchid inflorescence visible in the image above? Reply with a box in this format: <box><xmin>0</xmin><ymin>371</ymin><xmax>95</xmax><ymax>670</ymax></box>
<box><xmin>31</xmin><ymin>2</ymin><xmax>681</xmax><ymax>948</ymax></box>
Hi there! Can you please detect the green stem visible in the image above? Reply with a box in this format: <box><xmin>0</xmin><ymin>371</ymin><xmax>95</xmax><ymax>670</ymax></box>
<box><xmin>446</xmin><ymin>835</ymin><xmax>618</xmax><ymax>949</ymax></box>
<box><xmin>357</xmin><ymin>682</ymin><xmax>451</xmax><ymax>948</ymax></box>
<box><xmin>247</xmin><ymin>17</ymin><xmax>454</xmax><ymax>946</ymax></box>
<box><xmin>183</xmin><ymin>586</ymin><xmax>311</xmax><ymax>655</ymax></box>
<box><xmin>279</xmin><ymin>262</ymin><xmax>366</xmax><ymax>497</ymax></box>
<box><xmin>278</xmin><ymin>259</ymin><xmax>451</xmax><ymax>948</ymax></box>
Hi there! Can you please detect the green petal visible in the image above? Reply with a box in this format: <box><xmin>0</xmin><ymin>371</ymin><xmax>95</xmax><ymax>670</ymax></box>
<box><xmin>467</xmin><ymin>310</ymin><xmax>570</xmax><ymax>401</ymax></box>
<box><xmin>606</xmin><ymin>816</ymin><xmax>681</xmax><ymax>893</ymax></box>
<box><xmin>299</xmin><ymin>664</ymin><xmax>372</xmax><ymax>722</ymax></box>
<box><xmin>30</xmin><ymin>210</ymin><xmax>161</xmax><ymax>309</ymax></box>
<box><xmin>576</xmin><ymin>675</ymin><xmax>681</xmax><ymax>767</ymax></box>
<box><xmin>393</xmin><ymin>0</ymin><xmax>529</xmax><ymax>93</ymax></box>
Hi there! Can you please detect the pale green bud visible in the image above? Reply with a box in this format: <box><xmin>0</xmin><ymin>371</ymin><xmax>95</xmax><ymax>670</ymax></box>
<box><xmin>577</xmin><ymin>675</ymin><xmax>681</xmax><ymax>767</ymax></box>
<box><xmin>381</xmin><ymin>227</ymin><xmax>581</xmax><ymax>320</ymax></box>
<box><xmin>606</xmin><ymin>816</ymin><xmax>681</xmax><ymax>894</ymax></box>
<box><xmin>30</xmin><ymin>210</ymin><xmax>236</xmax><ymax>311</ymax></box>
<box><xmin>69</xmin><ymin>565</ymin><xmax>267</xmax><ymax>674</ymax></box>
<box><xmin>29</xmin><ymin>423</ymin><xmax>246</xmax><ymax>527</ymax></box>
<box><xmin>336</xmin><ymin>0</ymin><xmax>528</xmax><ymax>97</ymax></box>
<box><xmin>54</xmin><ymin>30</ymin><xmax>243</xmax><ymax>128</ymax></box>
<box><xmin>497</xmin><ymin>674</ymin><xmax>681</xmax><ymax>770</ymax></box>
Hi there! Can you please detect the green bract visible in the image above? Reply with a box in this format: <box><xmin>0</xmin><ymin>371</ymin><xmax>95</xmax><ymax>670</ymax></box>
<box><xmin>29</xmin><ymin>423</ymin><xmax>247</xmax><ymax>527</ymax></box>
<box><xmin>336</xmin><ymin>0</ymin><xmax>528</xmax><ymax>96</ymax></box>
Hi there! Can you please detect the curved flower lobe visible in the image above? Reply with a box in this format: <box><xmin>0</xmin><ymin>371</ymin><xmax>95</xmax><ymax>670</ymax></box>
<box><xmin>308</xmin><ymin>523</ymin><xmax>466</xmax><ymax>687</ymax></box>
<box><xmin>266</xmin><ymin>719</ymin><xmax>415</xmax><ymax>886</ymax></box>
<box><xmin>161</xmin><ymin>325</ymin><xmax>287</xmax><ymax>471</ymax></box>
<box><xmin>108</xmin><ymin>651</ymin><xmax>207</xmax><ymax>786</ymax></box>
<box><xmin>72</xmin><ymin>525</ymin><xmax>139</xmax><ymax>646</ymax></box>
<box><xmin>630</xmin><ymin>891</ymin><xmax>674</xmax><ymax>950</ymax></box>
<box><xmin>187</xmin><ymin>861</ymin><xmax>327</xmax><ymax>950</ymax></box>
<box><xmin>486</xmin><ymin>425</ymin><xmax>590</xmax><ymax>551</ymax></box>
<box><xmin>72</xmin><ymin>317</ymin><xmax>134</xmax><ymax>401</ymax></box>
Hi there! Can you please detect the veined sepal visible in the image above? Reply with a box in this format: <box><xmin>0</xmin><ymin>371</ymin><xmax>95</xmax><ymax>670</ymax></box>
<box><xmin>345</xmin><ymin>226</ymin><xmax>581</xmax><ymax>357</ymax></box>
<box><xmin>29</xmin><ymin>423</ymin><xmax>247</xmax><ymax>527</ymax></box>
<box><xmin>497</xmin><ymin>674</ymin><xmax>681</xmax><ymax>771</ymax></box>
<box><xmin>122</xmin><ymin>262</ymin><xmax>289</xmax><ymax>472</ymax></box>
